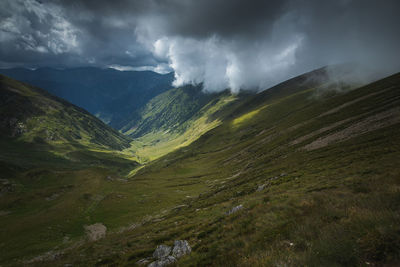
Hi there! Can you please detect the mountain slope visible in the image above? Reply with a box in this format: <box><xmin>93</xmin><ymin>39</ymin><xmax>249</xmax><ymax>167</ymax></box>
<box><xmin>0</xmin><ymin>75</ymin><xmax>141</xmax><ymax>265</ymax></box>
<box><xmin>0</xmin><ymin>74</ymin><xmax>131</xmax><ymax>150</ymax></box>
<box><xmin>37</xmin><ymin>70</ymin><xmax>400</xmax><ymax>266</ymax></box>
<box><xmin>1</xmin><ymin>68</ymin><xmax>400</xmax><ymax>266</ymax></box>
<box><xmin>0</xmin><ymin>67</ymin><xmax>174</xmax><ymax>127</ymax></box>
<box><xmin>121</xmin><ymin>84</ymin><xmax>241</xmax><ymax>162</ymax></box>
<box><xmin>121</xmin><ymin>66</ymin><xmax>354</xmax><ymax>163</ymax></box>
<box><xmin>122</xmin><ymin>84</ymin><xmax>218</xmax><ymax>137</ymax></box>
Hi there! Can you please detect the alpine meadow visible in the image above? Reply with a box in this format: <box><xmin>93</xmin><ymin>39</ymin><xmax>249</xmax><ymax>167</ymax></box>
<box><xmin>1</xmin><ymin>1</ymin><xmax>400</xmax><ymax>266</ymax></box>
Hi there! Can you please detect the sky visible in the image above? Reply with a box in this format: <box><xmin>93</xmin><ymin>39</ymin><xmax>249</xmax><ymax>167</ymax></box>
<box><xmin>1</xmin><ymin>0</ymin><xmax>400</xmax><ymax>92</ymax></box>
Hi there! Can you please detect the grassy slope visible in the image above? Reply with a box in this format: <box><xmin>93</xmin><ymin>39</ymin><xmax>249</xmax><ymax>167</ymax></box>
<box><xmin>122</xmin><ymin>85</ymin><xmax>241</xmax><ymax>163</ymax></box>
<box><xmin>0</xmin><ymin>74</ymin><xmax>132</xmax><ymax>151</ymax></box>
<box><xmin>122</xmin><ymin>66</ymin><xmax>349</xmax><ymax>164</ymax></box>
<box><xmin>1</xmin><ymin>69</ymin><xmax>400</xmax><ymax>266</ymax></box>
<box><xmin>41</xmin><ymin>71</ymin><xmax>400</xmax><ymax>266</ymax></box>
<box><xmin>0</xmin><ymin>75</ymin><xmax>141</xmax><ymax>265</ymax></box>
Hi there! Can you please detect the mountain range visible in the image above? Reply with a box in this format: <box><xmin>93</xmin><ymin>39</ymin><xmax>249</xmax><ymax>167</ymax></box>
<box><xmin>0</xmin><ymin>67</ymin><xmax>174</xmax><ymax>128</ymax></box>
<box><xmin>0</xmin><ymin>66</ymin><xmax>399</xmax><ymax>266</ymax></box>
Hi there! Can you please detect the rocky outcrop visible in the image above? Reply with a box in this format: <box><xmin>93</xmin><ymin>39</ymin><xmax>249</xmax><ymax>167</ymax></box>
<box><xmin>84</xmin><ymin>223</ymin><xmax>107</xmax><ymax>241</ymax></box>
<box><xmin>143</xmin><ymin>240</ymin><xmax>191</xmax><ymax>267</ymax></box>
<box><xmin>1</xmin><ymin>117</ymin><xmax>27</xmax><ymax>137</ymax></box>
<box><xmin>256</xmin><ymin>173</ymin><xmax>287</xmax><ymax>191</ymax></box>
<box><xmin>172</xmin><ymin>240</ymin><xmax>191</xmax><ymax>258</ymax></box>
<box><xmin>153</xmin><ymin>245</ymin><xmax>172</xmax><ymax>259</ymax></box>
<box><xmin>226</xmin><ymin>204</ymin><xmax>243</xmax><ymax>215</ymax></box>
<box><xmin>256</xmin><ymin>183</ymin><xmax>268</xmax><ymax>192</ymax></box>
<box><xmin>148</xmin><ymin>256</ymin><xmax>176</xmax><ymax>267</ymax></box>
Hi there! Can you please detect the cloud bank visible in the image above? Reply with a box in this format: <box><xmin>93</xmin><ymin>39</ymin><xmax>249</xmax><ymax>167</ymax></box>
<box><xmin>1</xmin><ymin>0</ymin><xmax>400</xmax><ymax>92</ymax></box>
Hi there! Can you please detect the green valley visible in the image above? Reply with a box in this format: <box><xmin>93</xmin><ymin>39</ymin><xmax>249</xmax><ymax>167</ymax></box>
<box><xmin>2</xmin><ymin>1</ymin><xmax>400</xmax><ymax>266</ymax></box>
<box><xmin>1</xmin><ymin>66</ymin><xmax>399</xmax><ymax>266</ymax></box>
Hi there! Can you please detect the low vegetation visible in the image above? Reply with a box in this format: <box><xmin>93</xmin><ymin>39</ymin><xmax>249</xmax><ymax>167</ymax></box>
<box><xmin>1</xmin><ymin>69</ymin><xmax>400</xmax><ymax>266</ymax></box>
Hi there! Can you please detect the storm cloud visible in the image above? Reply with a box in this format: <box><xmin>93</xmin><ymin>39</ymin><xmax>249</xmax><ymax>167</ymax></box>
<box><xmin>1</xmin><ymin>0</ymin><xmax>400</xmax><ymax>92</ymax></box>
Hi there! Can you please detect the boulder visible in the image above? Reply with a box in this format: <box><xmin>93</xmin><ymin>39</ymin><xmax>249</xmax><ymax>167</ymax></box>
<box><xmin>153</xmin><ymin>245</ymin><xmax>172</xmax><ymax>260</ymax></box>
<box><xmin>148</xmin><ymin>256</ymin><xmax>176</xmax><ymax>267</ymax></box>
<box><xmin>84</xmin><ymin>223</ymin><xmax>107</xmax><ymax>241</ymax></box>
<box><xmin>256</xmin><ymin>184</ymin><xmax>267</xmax><ymax>192</ymax></box>
<box><xmin>172</xmin><ymin>240</ymin><xmax>191</xmax><ymax>258</ymax></box>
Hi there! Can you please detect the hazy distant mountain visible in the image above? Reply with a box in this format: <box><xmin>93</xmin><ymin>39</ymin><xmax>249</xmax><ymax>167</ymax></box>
<box><xmin>0</xmin><ymin>67</ymin><xmax>174</xmax><ymax>128</ymax></box>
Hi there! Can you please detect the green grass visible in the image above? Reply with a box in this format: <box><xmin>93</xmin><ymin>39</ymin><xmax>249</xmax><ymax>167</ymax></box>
<box><xmin>1</xmin><ymin>69</ymin><xmax>400</xmax><ymax>266</ymax></box>
<box><xmin>125</xmin><ymin>92</ymin><xmax>238</xmax><ymax>162</ymax></box>
<box><xmin>0</xmin><ymin>74</ymin><xmax>131</xmax><ymax>151</ymax></box>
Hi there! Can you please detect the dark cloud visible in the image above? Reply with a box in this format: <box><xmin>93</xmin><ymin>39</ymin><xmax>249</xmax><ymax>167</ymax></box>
<box><xmin>0</xmin><ymin>0</ymin><xmax>158</xmax><ymax>69</ymax></box>
<box><xmin>1</xmin><ymin>0</ymin><xmax>400</xmax><ymax>90</ymax></box>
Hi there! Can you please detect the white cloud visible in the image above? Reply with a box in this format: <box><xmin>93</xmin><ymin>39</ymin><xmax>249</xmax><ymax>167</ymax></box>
<box><xmin>146</xmin><ymin>34</ymin><xmax>303</xmax><ymax>93</ymax></box>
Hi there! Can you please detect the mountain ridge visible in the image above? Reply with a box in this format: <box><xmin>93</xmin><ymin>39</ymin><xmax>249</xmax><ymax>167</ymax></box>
<box><xmin>0</xmin><ymin>67</ymin><xmax>174</xmax><ymax>128</ymax></box>
<box><xmin>0</xmin><ymin>74</ymin><xmax>132</xmax><ymax>150</ymax></box>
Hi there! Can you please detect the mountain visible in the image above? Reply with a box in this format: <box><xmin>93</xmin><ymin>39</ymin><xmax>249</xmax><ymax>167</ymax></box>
<box><xmin>0</xmin><ymin>67</ymin><xmax>174</xmax><ymax>128</ymax></box>
<box><xmin>120</xmin><ymin>66</ymin><xmax>354</xmax><ymax>162</ymax></box>
<box><xmin>0</xmin><ymin>73</ymin><xmax>140</xmax><ymax>178</ymax></box>
<box><xmin>121</xmin><ymin>84</ymin><xmax>242</xmax><ymax>162</ymax></box>
<box><xmin>0</xmin><ymin>75</ymin><xmax>140</xmax><ymax>265</ymax></box>
<box><xmin>1</xmin><ymin>68</ymin><xmax>400</xmax><ymax>266</ymax></box>
<box><xmin>0</xmin><ymin>74</ymin><xmax>132</xmax><ymax>150</ymax></box>
<box><xmin>41</xmin><ymin>69</ymin><xmax>400</xmax><ymax>266</ymax></box>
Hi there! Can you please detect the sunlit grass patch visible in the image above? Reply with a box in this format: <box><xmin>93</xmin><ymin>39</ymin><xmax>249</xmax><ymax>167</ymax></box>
<box><xmin>232</xmin><ymin>105</ymin><xmax>267</xmax><ymax>127</ymax></box>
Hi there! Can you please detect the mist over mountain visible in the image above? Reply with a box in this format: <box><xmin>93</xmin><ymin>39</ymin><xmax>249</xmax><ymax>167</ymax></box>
<box><xmin>1</xmin><ymin>1</ymin><xmax>400</xmax><ymax>266</ymax></box>
<box><xmin>0</xmin><ymin>67</ymin><xmax>173</xmax><ymax>127</ymax></box>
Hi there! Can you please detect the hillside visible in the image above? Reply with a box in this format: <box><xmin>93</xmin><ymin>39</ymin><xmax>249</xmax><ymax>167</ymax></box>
<box><xmin>2</xmin><ymin>68</ymin><xmax>398</xmax><ymax>266</ymax></box>
<box><xmin>121</xmin><ymin>84</ymin><xmax>241</xmax><ymax>162</ymax></box>
<box><xmin>0</xmin><ymin>75</ymin><xmax>141</xmax><ymax>266</ymax></box>
<box><xmin>0</xmin><ymin>67</ymin><xmax>174</xmax><ymax>128</ymax></box>
<box><xmin>0</xmin><ymin>73</ymin><xmax>140</xmax><ymax>180</ymax></box>
<box><xmin>0</xmin><ymin>74</ymin><xmax>132</xmax><ymax>150</ymax></box>
<box><xmin>120</xmin><ymin>66</ymin><xmax>357</xmax><ymax>163</ymax></box>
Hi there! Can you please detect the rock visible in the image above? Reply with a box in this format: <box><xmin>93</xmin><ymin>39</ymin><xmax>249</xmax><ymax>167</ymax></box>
<box><xmin>172</xmin><ymin>204</ymin><xmax>188</xmax><ymax>211</ymax></box>
<box><xmin>136</xmin><ymin>257</ymin><xmax>152</xmax><ymax>265</ymax></box>
<box><xmin>0</xmin><ymin>179</ymin><xmax>13</xmax><ymax>196</ymax></box>
<box><xmin>45</xmin><ymin>130</ymin><xmax>56</xmax><ymax>141</ymax></box>
<box><xmin>149</xmin><ymin>240</ymin><xmax>191</xmax><ymax>266</ymax></box>
<box><xmin>172</xmin><ymin>240</ymin><xmax>191</xmax><ymax>258</ymax></box>
<box><xmin>256</xmin><ymin>184</ymin><xmax>267</xmax><ymax>192</ymax></box>
<box><xmin>148</xmin><ymin>256</ymin><xmax>176</xmax><ymax>267</ymax></box>
<box><xmin>84</xmin><ymin>223</ymin><xmax>107</xmax><ymax>241</ymax></box>
<box><xmin>153</xmin><ymin>244</ymin><xmax>172</xmax><ymax>260</ymax></box>
<box><xmin>26</xmin><ymin>250</ymin><xmax>63</xmax><ymax>263</ymax></box>
<box><xmin>45</xmin><ymin>193</ymin><xmax>60</xmax><ymax>201</ymax></box>
<box><xmin>10</xmin><ymin>120</ymin><xmax>26</xmax><ymax>137</ymax></box>
<box><xmin>226</xmin><ymin>204</ymin><xmax>243</xmax><ymax>215</ymax></box>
